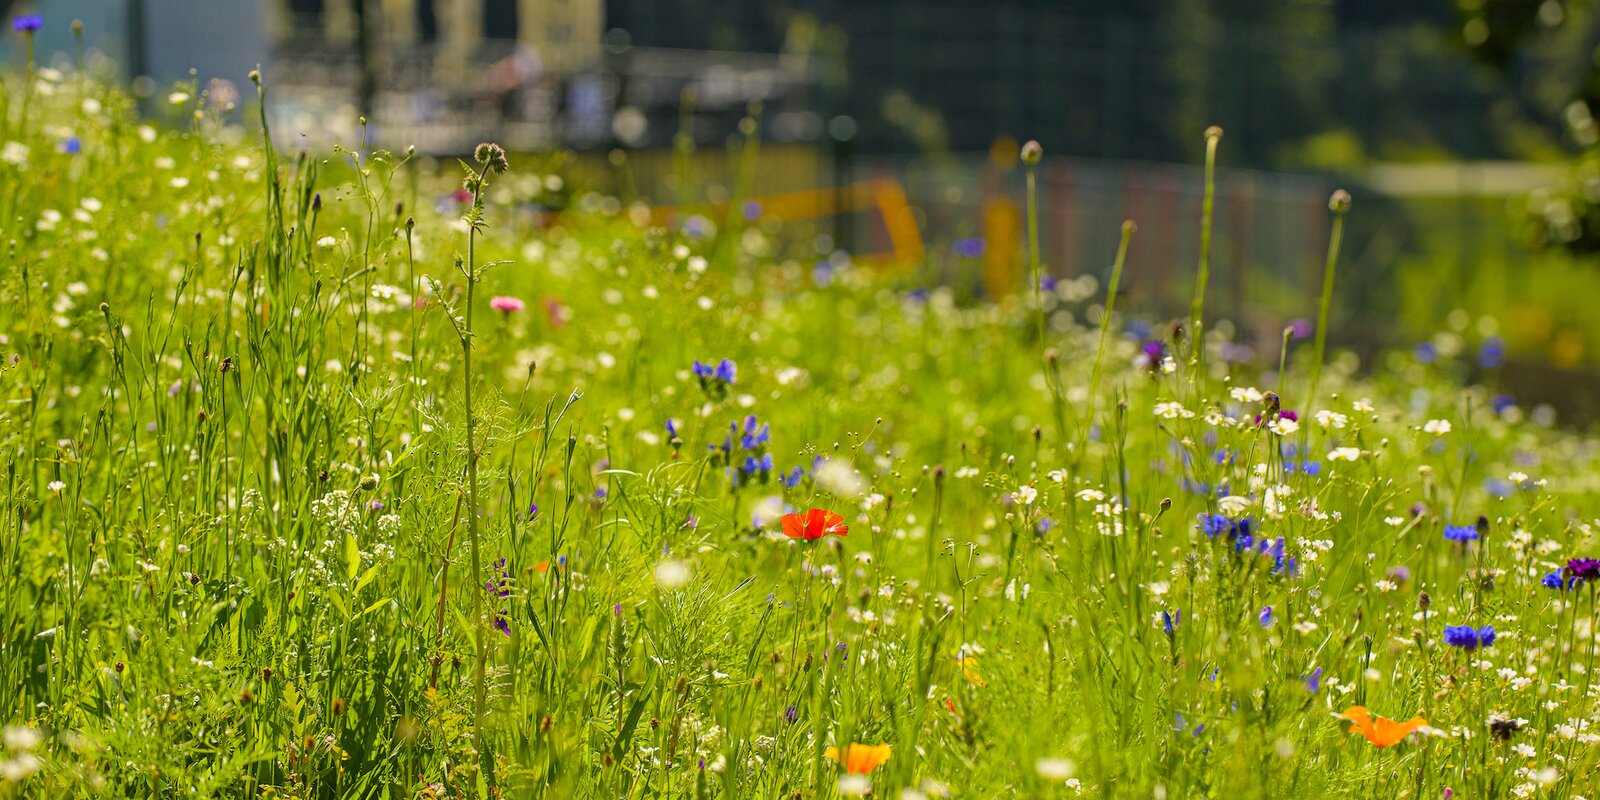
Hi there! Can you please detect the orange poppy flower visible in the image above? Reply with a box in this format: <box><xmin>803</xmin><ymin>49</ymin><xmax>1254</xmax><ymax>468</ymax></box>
<box><xmin>824</xmin><ymin>743</ymin><xmax>892</xmax><ymax>774</ymax></box>
<box><xmin>782</xmin><ymin>508</ymin><xmax>848</xmax><ymax>540</ymax></box>
<box><xmin>1338</xmin><ymin>706</ymin><xmax>1428</xmax><ymax>747</ymax></box>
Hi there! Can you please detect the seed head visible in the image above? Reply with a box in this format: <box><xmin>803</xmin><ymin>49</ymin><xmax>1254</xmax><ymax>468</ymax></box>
<box><xmin>1329</xmin><ymin>189</ymin><xmax>1352</xmax><ymax>214</ymax></box>
<box><xmin>474</xmin><ymin>142</ymin><xmax>510</xmax><ymax>174</ymax></box>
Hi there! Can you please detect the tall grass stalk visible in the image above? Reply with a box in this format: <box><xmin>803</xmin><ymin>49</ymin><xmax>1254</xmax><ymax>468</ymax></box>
<box><xmin>1189</xmin><ymin>126</ymin><xmax>1223</xmax><ymax>365</ymax></box>
<box><xmin>1306</xmin><ymin>190</ymin><xmax>1351</xmax><ymax>408</ymax></box>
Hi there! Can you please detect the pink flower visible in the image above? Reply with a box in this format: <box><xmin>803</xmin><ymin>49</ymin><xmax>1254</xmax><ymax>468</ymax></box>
<box><xmin>490</xmin><ymin>296</ymin><xmax>525</xmax><ymax>314</ymax></box>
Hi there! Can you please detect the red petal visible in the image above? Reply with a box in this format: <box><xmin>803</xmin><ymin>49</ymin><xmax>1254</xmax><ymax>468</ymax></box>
<box><xmin>781</xmin><ymin>513</ymin><xmax>805</xmax><ymax>539</ymax></box>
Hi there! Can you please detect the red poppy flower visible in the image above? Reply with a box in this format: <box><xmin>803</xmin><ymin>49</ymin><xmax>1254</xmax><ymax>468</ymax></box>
<box><xmin>781</xmin><ymin>508</ymin><xmax>848</xmax><ymax>540</ymax></box>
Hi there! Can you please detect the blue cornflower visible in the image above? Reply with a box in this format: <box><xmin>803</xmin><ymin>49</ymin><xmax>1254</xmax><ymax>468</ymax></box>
<box><xmin>691</xmin><ymin>359</ymin><xmax>714</xmax><ymax>381</ymax></box>
<box><xmin>741</xmin><ymin>422</ymin><xmax>770</xmax><ymax>450</ymax></box>
<box><xmin>1258</xmin><ymin>606</ymin><xmax>1275</xmax><ymax>628</ymax></box>
<box><xmin>714</xmin><ymin>359</ymin><xmax>736</xmax><ymax>383</ymax></box>
<box><xmin>906</xmin><ymin>287</ymin><xmax>930</xmax><ymax>304</ymax></box>
<box><xmin>1198</xmin><ymin>513</ymin><xmax>1230</xmax><ymax>537</ymax></box>
<box><xmin>1443</xmin><ymin>624</ymin><xmax>1495</xmax><ymax>650</ymax></box>
<box><xmin>61</xmin><ymin>137</ymin><xmax>81</xmax><ymax>155</ymax></box>
<box><xmin>1162</xmin><ymin>608</ymin><xmax>1180</xmax><ymax>634</ymax></box>
<box><xmin>1542</xmin><ymin>570</ymin><xmax>1568</xmax><ymax>590</ymax></box>
<box><xmin>780</xmin><ymin>466</ymin><xmax>805</xmax><ymax>488</ymax></box>
<box><xmin>1478</xmin><ymin>336</ymin><xmax>1505</xmax><ymax>369</ymax></box>
<box><xmin>813</xmin><ymin>261</ymin><xmax>834</xmax><ymax>286</ymax></box>
<box><xmin>12</xmin><ymin>15</ymin><xmax>42</xmax><ymax>32</ymax></box>
<box><xmin>665</xmin><ymin>418</ymin><xmax>680</xmax><ymax>439</ymax></box>
<box><xmin>1414</xmin><ymin>342</ymin><xmax>1437</xmax><ymax>363</ymax></box>
<box><xmin>1303</xmin><ymin>667</ymin><xmax>1323</xmax><ymax>693</ymax></box>
<box><xmin>1491</xmin><ymin>394</ymin><xmax>1516</xmax><ymax>415</ymax></box>
<box><xmin>1443</xmin><ymin>525</ymin><xmax>1479</xmax><ymax>543</ymax></box>
<box><xmin>953</xmin><ymin>237</ymin><xmax>984</xmax><ymax>258</ymax></box>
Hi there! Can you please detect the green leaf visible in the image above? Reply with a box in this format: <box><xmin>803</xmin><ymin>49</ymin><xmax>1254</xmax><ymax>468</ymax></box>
<box><xmin>345</xmin><ymin>533</ymin><xmax>360</xmax><ymax>582</ymax></box>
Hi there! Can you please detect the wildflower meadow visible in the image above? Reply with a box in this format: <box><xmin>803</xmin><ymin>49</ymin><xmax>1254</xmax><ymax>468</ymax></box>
<box><xmin>4</xmin><ymin>17</ymin><xmax>1600</xmax><ymax>800</ymax></box>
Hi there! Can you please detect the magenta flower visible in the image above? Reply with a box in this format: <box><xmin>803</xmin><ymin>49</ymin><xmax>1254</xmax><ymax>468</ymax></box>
<box><xmin>489</xmin><ymin>295</ymin><xmax>525</xmax><ymax>314</ymax></box>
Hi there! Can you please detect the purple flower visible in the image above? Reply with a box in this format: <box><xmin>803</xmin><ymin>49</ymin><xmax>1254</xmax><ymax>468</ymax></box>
<box><xmin>1258</xmin><ymin>606</ymin><xmax>1275</xmax><ymax>627</ymax></box>
<box><xmin>1567</xmin><ymin>558</ymin><xmax>1600</xmax><ymax>582</ymax></box>
<box><xmin>953</xmin><ymin>237</ymin><xmax>984</xmax><ymax>258</ymax></box>
<box><xmin>12</xmin><ymin>15</ymin><xmax>42</xmax><ymax>33</ymax></box>
<box><xmin>1414</xmin><ymin>342</ymin><xmax>1437</xmax><ymax>363</ymax></box>
<box><xmin>1139</xmin><ymin>341</ymin><xmax>1166</xmax><ymax>369</ymax></box>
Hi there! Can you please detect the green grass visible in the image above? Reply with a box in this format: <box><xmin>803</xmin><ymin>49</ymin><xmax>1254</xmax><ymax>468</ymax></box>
<box><xmin>3</xmin><ymin>52</ymin><xmax>1600</xmax><ymax>800</ymax></box>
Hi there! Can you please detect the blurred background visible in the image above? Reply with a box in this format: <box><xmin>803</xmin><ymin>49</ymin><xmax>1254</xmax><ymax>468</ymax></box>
<box><xmin>8</xmin><ymin>0</ymin><xmax>1600</xmax><ymax>412</ymax></box>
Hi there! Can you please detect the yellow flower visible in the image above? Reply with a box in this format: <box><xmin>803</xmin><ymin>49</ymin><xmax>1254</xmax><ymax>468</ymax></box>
<box><xmin>958</xmin><ymin>653</ymin><xmax>987</xmax><ymax>687</ymax></box>
<box><xmin>825</xmin><ymin>743</ymin><xmax>892</xmax><ymax>775</ymax></box>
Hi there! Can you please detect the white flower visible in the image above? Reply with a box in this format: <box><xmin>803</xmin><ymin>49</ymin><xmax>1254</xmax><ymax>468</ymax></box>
<box><xmin>168</xmin><ymin>91</ymin><xmax>191</xmax><ymax>105</ymax></box>
<box><xmin>1315</xmin><ymin>409</ymin><xmax>1348</xmax><ymax>429</ymax></box>
<box><xmin>1268</xmin><ymin>417</ymin><xmax>1299</xmax><ymax>436</ymax></box>
<box><xmin>1075</xmin><ymin>489</ymin><xmax>1105</xmax><ymax>502</ymax></box>
<box><xmin>1035</xmin><ymin>758</ymin><xmax>1076</xmax><ymax>780</ymax></box>
<box><xmin>1154</xmin><ymin>401</ymin><xmax>1192</xmax><ymax>420</ymax></box>
<box><xmin>47</xmin><ymin>480</ymin><xmax>65</xmax><ymax>493</ymax></box>
<box><xmin>1328</xmin><ymin>447</ymin><xmax>1361</xmax><ymax>462</ymax></box>
<box><xmin>1015</xmin><ymin>485</ymin><xmax>1038</xmax><ymax>505</ymax></box>
<box><xmin>1508</xmin><ymin>471</ymin><xmax>1528</xmax><ymax>483</ymax></box>
<box><xmin>1423</xmin><ymin>419</ymin><xmax>1452</xmax><ymax>435</ymax></box>
<box><xmin>2</xmin><ymin>726</ymin><xmax>41</xmax><ymax>751</ymax></box>
<box><xmin>1384</xmin><ymin>516</ymin><xmax>1405</xmax><ymax>526</ymax></box>
<box><xmin>654</xmin><ymin>560</ymin><xmax>691</xmax><ymax>589</ymax></box>
<box><xmin>816</xmin><ymin>460</ymin><xmax>867</xmax><ymax>498</ymax></box>
<box><xmin>1217</xmin><ymin>495</ymin><xmax>1251</xmax><ymax>515</ymax></box>
<box><xmin>838</xmin><ymin>775</ymin><xmax>872</xmax><ymax>796</ymax></box>
<box><xmin>317</xmin><ymin>236</ymin><xmax>338</xmax><ymax>248</ymax></box>
<box><xmin>1229</xmin><ymin>386</ymin><xmax>1263</xmax><ymax>403</ymax></box>
<box><xmin>1</xmin><ymin>141</ymin><xmax>29</xmax><ymax>166</ymax></box>
<box><xmin>1352</xmin><ymin>398</ymin><xmax>1374</xmax><ymax>413</ymax></box>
